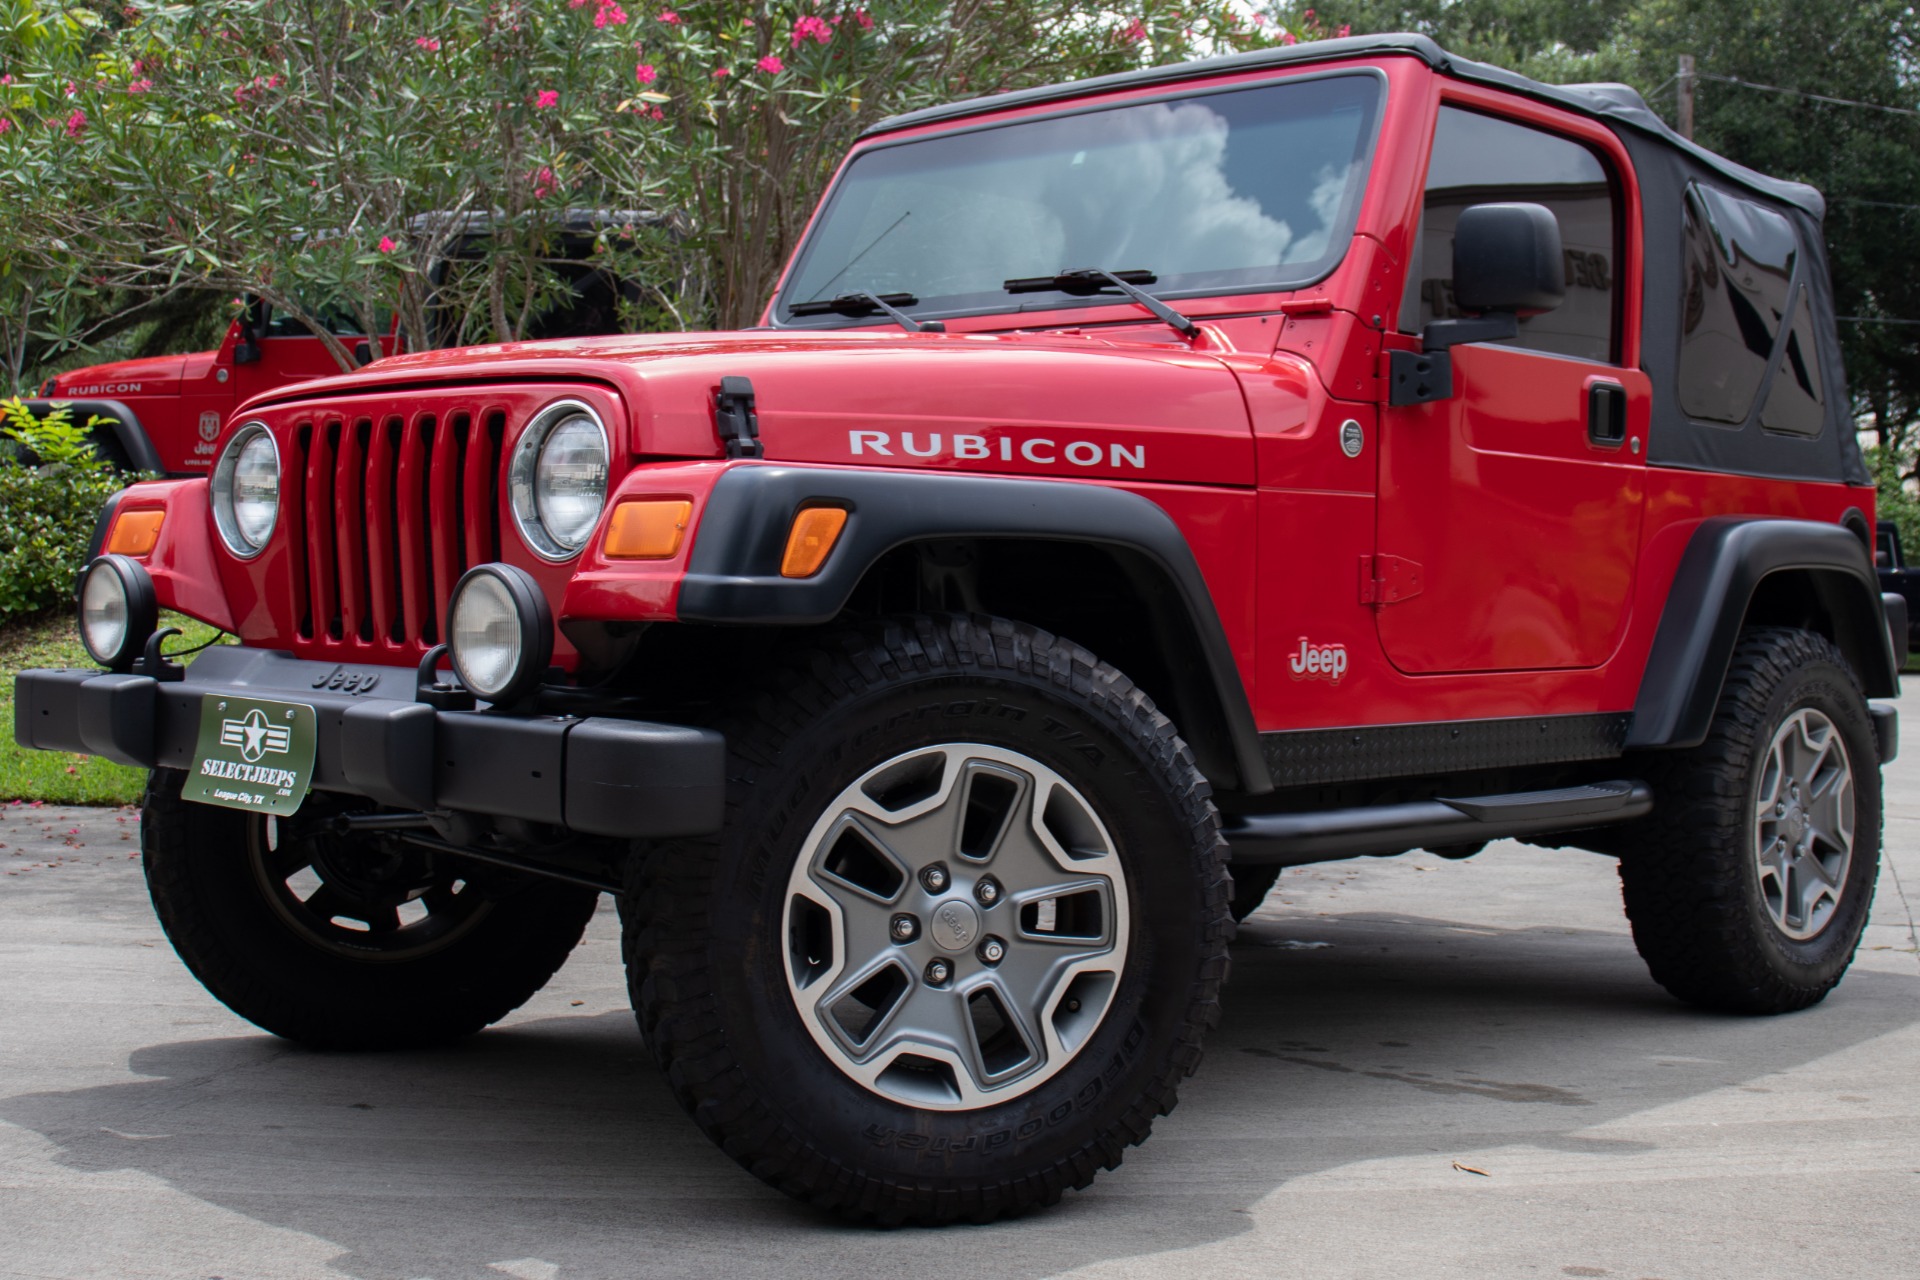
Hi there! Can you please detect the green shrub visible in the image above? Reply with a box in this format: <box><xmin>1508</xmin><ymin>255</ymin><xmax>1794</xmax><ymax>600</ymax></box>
<box><xmin>0</xmin><ymin>399</ymin><xmax>126</xmax><ymax>623</ymax></box>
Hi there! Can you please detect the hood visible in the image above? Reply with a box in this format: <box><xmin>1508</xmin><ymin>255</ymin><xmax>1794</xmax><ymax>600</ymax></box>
<box><xmin>250</xmin><ymin>329</ymin><xmax>1259</xmax><ymax>487</ymax></box>
<box><xmin>46</xmin><ymin>353</ymin><xmax>188</xmax><ymax>400</ymax></box>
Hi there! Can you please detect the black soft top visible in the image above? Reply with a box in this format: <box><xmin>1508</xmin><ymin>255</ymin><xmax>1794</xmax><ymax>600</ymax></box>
<box><xmin>864</xmin><ymin>33</ymin><xmax>1823</xmax><ymax>221</ymax></box>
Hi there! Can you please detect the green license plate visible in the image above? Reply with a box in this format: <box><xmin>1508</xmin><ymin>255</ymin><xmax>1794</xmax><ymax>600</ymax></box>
<box><xmin>183</xmin><ymin>694</ymin><xmax>318</xmax><ymax>817</ymax></box>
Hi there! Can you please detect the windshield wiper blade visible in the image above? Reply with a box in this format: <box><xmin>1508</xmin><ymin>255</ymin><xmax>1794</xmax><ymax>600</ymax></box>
<box><xmin>788</xmin><ymin>290</ymin><xmax>944</xmax><ymax>333</ymax></box>
<box><xmin>1003</xmin><ymin>268</ymin><xmax>1198</xmax><ymax>338</ymax></box>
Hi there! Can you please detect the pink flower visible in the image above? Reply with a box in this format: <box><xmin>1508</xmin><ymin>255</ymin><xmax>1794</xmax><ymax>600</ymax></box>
<box><xmin>1122</xmin><ymin>17</ymin><xmax>1147</xmax><ymax>42</ymax></box>
<box><xmin>1</xmin><ymin>74</ymin><xmax>13</xmax><ymax>85</ymax></box>
<box><xmin>855</xmin><ymin>8</ymin><xmax>873</xmax><ymax>30</ymax></box>
<box><xmin>791</xmin><ymin>14</ymin><xmax>832</xmax><ymax>47</ymax></box>
<box><xmin>1251</xmin><ymin>12</ymin><xmax>1265</xmax><ymax>24</ymax></box>
<box><xmin>534</xmin><ymin>89</ymin><xmax>559</xmax><ymax>108</ymax></box>
<box><xmin>756</xmin><ymin>54</ymin><xmax>784</xmax><ymax>74</ymax></box>
<box><xmin>377</xmin><ymin>235</ymin><xmax>397</xmax><ymax>253</ymax></box>
<box><xmin>64</xmin><ymin>109</ymin><xmax>85</xmax><ymax>138</ymax></box>
<box><xmin>127</xmin><ymin>78</ymin><xmax>153</xmax><ymax>92</ymax></box>
<box><xmin>743</xmin><ymin>17</ymin><xmax>755</xmax><ymax>26</ymax></box>
<box><xmin>0</xmin><ymin>118</ymin><xmax>10</xmax><ymax>135</ymax></box>
<box><xmin>415</xmin><ymin>36</ymin><xmax>441</xmax><ymax>51</ymax></box>
<box><xmin>711</xmin><ymin>65</ymin><xmax>729</xmax><ymax>78</ymax></box>
<box><xmin>634</xmin><ymin>62</ymin><xmax>657</xmax><ymax>84</ymax></box>
<box><xmin>1281</xmin><ymin>31</ymin><xmax>1298</xmax><ymax>45</ymax></box>
<box><xmin>1304</xmin><ymin>8</ymin><xmax>1315</xmax><ymax>18</ymax></box>
<box><xmin>594</xmin><ymin>0</ymin><xmax>629</xmax><ymax>28</ymax></box>
<box><xmin>648</xmin><ymin>104</ymin><xmax>665</xmax><ymax>120</ymax></box>
<box><xmin>532</xmin><ymin>165</ymin><xmax>556</xmax><ymax>198</ymax></box>
<box><xmin>658</xmin><ymin>10</ymin><xmax>680</xmax><ymax>23</ymax></box>
<box><xmin>1336</xmin><ymin>23</ymin><xmax>1351</xmax><ymax>37</ymax></box>
<box><xmin>64</xmin><ymin>80</ymin><xmax>76</xmax><ymax>97</ymax></box>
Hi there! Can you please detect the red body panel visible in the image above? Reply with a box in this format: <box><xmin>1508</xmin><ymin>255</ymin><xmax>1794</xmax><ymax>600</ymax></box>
<box><xmin>46</xmin><ymin>318</ymin><xmax>403</xmax><ymax>475</ymax></box>
<box><xmin>95</xmin><ymin>51</ymin><xmax>1877</xmax><ymax>758</ymax></box>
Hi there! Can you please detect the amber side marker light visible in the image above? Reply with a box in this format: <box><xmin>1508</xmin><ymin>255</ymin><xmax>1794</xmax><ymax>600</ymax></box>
<box><xmin>105</xmin><ymin>509</ymin><xmax>166</xmax><ymax>557</ymax></box>
<box><xmin>602</xmin><ymin>499</ymin><xmax>692</xmax><ymax>560</ymax></box>
<box><xmin>782</xmin><ymin>506</ymin><xmax>849</xmax><ymax>578</ymax></box>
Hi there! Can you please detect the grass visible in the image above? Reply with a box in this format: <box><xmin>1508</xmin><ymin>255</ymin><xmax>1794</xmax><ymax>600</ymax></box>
<box><xmin>0</xmin><ymin>608</ymin><xmax>229</xmax><ymax>805</ymax></box>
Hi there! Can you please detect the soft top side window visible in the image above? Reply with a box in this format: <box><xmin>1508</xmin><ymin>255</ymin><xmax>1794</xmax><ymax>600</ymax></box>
<box><xmin>1401</xmin><ymin>105</ymin><xmax>1619</xmax><ymax>364</ymax></box>
<box><xmin>1677</xmin><ymin>182</ymin><xmax>1825</xmax><ymax>437</ymax></box>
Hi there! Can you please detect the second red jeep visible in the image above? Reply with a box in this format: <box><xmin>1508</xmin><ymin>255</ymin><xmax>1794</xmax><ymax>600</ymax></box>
<box><xmin>18</xmin><ymin>34</ymin><xmax>1904</xmax><ymax>1223</ymax></box>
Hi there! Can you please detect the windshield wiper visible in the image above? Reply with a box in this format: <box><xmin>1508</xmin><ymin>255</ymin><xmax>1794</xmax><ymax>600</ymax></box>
<box><xmin>1004</xmin><ymin>268</ymin><xmax>1199</xmax><ymax>338</ymax></box>
<box><xmin>788</xmin><ymin>290</ymin><xmax>945</xmax><ymax>333</ymax></box>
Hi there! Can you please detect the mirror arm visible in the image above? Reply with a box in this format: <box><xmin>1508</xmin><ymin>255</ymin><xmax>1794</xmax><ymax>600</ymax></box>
<box><xmin>1421</xmin><ymin>312</ymin><xmax>1518</xmax><ymax>352</ymax></box>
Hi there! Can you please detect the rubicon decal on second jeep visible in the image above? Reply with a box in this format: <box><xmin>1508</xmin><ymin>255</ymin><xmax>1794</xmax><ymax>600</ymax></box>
<box><xmin>1290</xmin><ymin>637</ymin><xmax>1349</xmax><ymax>683</ymax></box>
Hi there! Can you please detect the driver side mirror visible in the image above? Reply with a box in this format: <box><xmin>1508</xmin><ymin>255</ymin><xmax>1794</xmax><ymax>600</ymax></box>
<box><xmin>1390</xmin><ymin>202</ymin><xmax>1566</xmax><ymax>406</ymax></box>
<box><xmin>232</xmin><ymin>339</ymin><xmax>261</xmax><ymax>366</ymax></box>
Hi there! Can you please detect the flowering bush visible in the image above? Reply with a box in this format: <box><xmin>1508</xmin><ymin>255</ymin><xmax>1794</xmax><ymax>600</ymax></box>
<box><xmin>0</xmin><ymin>0</ymin><xmax>1338</xmax><ymax>372</ymax></box>
<box><xmin>0</xmin><ymin>400</ymin><xmax>125</xmax><ymax>622</ymax></box>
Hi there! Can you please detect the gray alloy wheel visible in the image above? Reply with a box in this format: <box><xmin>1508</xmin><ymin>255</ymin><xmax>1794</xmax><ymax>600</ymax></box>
<box><xmin>1753</xmin><ymin>708</ymin><xmax>1855</xmax><ymax>941</ymax></box>
<box><xmin>782</xmin><ymin>743</ymin><xmax>1130</xmax><ymax>1110</ymax></box>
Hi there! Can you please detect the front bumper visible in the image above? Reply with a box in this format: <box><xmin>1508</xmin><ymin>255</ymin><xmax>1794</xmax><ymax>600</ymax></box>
<box><xmin>14</xmin><ymin>647</ymin><xmax>724</xmax><ymax>838</ymax></box>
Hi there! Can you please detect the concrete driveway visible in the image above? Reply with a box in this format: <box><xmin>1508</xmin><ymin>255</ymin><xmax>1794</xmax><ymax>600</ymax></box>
<box><xmin>2</xmin><ymin>704</ymin><xmax>1916</xmax><ymax>1279</ymax></box>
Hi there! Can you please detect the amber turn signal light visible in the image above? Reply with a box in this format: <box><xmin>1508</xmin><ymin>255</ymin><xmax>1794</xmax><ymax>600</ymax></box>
<box><xmin>104</xmin><ymin>509</ymin><xmax>165</xmax><ymax>557</ymax></box>
<box><xmin>602</xmin><ymin>499</ymin><xmax>692</xmax><ymax>560</ymax></box>
<box><xmin>781</xmin><ymin>507</ymin><xmax>849</xmax><ymax>578</ymax></box>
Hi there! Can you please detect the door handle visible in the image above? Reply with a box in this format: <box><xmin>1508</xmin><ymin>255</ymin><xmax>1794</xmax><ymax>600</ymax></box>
<box><xmin>1587</xmin><ymin>382</ymin><xmax>1626</xmax><ymax>448</ymax></box>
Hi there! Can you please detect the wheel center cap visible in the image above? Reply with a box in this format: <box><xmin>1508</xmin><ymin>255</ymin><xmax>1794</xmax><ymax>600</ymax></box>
<box><xmin>929</xmin><ymin>899</ymin><xmax>982</xmax><ymax>952</ymax></box>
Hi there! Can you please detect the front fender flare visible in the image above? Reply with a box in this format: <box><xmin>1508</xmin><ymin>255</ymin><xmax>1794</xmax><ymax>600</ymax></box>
<box><xmin>677</xmin><ymin>465</ymin><xmax>1268</xmax><ymax>794</ymax></box>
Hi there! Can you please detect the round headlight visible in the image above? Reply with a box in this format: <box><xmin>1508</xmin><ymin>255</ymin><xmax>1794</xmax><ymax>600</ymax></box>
<box><xmin>211</xmin><ymin>422</ymin><xmax>280</xmax><ymax>558</ymax></box>
<box><xmin>77</xmin><ymin>554</ymin><xmax>157</xmax><ymax>671</ymax></box>
<box><xmin>510</xmin><ymin>401</ymin><xmax>609</xmax><ymax>560</ymax></box>
<box><xmin>447</xmin><ymin>564</ymin><xmax>553</xmax><ymax>705</ymax></box>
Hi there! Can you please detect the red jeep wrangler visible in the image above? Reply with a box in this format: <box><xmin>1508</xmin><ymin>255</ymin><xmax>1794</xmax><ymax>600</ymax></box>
<box><xmin>17</xmin><ymin>35</ymin><xmax>1906</xmax><ymax>1224</ymax></box>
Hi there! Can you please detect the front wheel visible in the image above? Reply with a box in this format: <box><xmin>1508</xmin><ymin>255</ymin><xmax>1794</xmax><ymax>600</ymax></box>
<box><xmin>623</xmin><ymin>614</ymin><xmax>1232</xmax><ymax>1224</ymax></box>
<box><xmin>1618</xmin><ymin>628</ymin><xmax>1882</xmax><ymax>1014</ymax></box>
<box><xmin>143</xmin><ymin>770</ymin><xmax>600</xmax><ymax>1048</ymax></box>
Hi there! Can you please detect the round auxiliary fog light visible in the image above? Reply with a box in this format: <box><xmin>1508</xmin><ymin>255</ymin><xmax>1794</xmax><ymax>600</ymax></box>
<box><xmin>446</xmin><ymin>564</ymin><xmax>553</xmax><ymax>705</ymax></box>
<box><xmin>77</xmin><ymin>554</ymin><xmax>158</xmax><ymax>671</ymax></box>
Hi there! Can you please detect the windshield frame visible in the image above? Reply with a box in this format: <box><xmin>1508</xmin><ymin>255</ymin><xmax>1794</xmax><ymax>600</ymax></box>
<box><xmin>770</xmin><ymin>66</ymin><xmax>1388</xmax><ymax>330</ymax></box>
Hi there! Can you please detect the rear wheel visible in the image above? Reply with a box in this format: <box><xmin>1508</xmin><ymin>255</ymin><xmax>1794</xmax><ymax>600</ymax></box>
<box><xmin>1618</xmin><ymin>628</ymin><xmax>1881</xmax><ymax>1013</ymax></box>
<box><xmin>143</xmin><ymin>769</ymin><xmax>599</xmax><ymax>1048</ymax></box>
<box><xmin>623</xmin><ymin>614</ymin><xmax>1231</xmax><ymax>1223</ymax></box>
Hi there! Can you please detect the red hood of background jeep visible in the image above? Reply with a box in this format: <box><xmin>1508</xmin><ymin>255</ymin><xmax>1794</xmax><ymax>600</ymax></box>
<box><xmin>47</xmin><ymin>352</ymin><xmax>187</xmax><ymax>397</ymax></box>
<box><xmin>241</xmin><ymin>329</ymin><xmax>1260</xmax><ymax>487</ymax></box>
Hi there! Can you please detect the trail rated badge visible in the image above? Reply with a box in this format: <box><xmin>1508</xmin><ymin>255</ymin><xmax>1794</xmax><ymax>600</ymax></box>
<box><xmin>184</xmin><ymin>695</ymin><xmax>316</xmax><ymax>816</ymax></box>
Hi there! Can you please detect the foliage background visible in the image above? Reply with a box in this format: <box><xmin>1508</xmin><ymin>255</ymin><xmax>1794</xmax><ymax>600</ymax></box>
<box><xmin>0</xmin><ymin>0</ymin><xmax>1917</xmax><ymax>517</ymax></box>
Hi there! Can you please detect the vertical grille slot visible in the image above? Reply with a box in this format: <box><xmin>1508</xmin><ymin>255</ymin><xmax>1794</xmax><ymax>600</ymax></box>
<box><xmin>364</xmin><ymin>419</ymin><xmax>400</xmax><ymax>644</ymax></box>
<box><xmin>304</xmin><ymin>421</ymin><xmax>338</xmax><ymax>641</ymax></box>
<box><xmin>428</xmin><ymin>413</ymin><xmax>465</xmax><ymax>642</ymax></box>
<box><xmin>395</xmin><ymin>414</ymin><xmax>434</xmax><ymax>645</ymax></box>
<box><xmin>334</xmin><ymin>419</ymin><xmax>370</xmax><ymax>642</ymax></box>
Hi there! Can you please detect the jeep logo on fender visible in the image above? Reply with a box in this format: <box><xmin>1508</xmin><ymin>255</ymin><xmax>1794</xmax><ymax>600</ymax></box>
<box><xmin>849</xmin><ymin>430</ymin><xmax>1145</xmax><ymax>470</ymax></box>
<box><xmin>1289</xmin><ymin>637</ymin><xmax>1348</xmax><ymax>683</ymax></box>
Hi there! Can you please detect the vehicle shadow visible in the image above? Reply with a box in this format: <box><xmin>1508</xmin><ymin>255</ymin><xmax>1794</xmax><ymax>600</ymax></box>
<box><xmin>3</xmin><ymin>904</ymin><xmax>1915</xmax><ymax>1280</ymax></box>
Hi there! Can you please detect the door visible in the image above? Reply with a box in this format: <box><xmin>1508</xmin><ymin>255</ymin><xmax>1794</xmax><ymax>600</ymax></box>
<box><xmin>1376</xmin><ymin>104</ymin><xmax>1647</xmax><ymax>674</ymax></box>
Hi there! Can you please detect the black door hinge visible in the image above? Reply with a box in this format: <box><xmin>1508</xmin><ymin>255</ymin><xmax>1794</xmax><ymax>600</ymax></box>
<box><xmin>1388</xmin><ymin>348</ymin><xmax>1452</xmax><ymax>405</ymax></box>
<box><xmin>715</xmin><ymin>375</ymin><xmax>762</xmax><ymax>459</ymax></box>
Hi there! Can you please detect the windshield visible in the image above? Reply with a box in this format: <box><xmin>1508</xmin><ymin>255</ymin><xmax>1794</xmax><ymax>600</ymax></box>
<box><xmin>778</xmin><ymin>72</ymin><xmax>1382</xmax><ymax>325</ymax></box>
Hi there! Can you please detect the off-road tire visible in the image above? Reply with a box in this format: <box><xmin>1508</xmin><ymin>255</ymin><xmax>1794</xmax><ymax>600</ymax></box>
<box><xmin>622</xmin><ymin>613</ymin><xmax>1232</xmax><ymax>1224</ymax></box>
<box><xmin>1618</xmin><ymin>628</ymin><xmax>1881</xmax><ymax>1014</ymax></box>
<box><xmin>143</xmin><ymin>768</ymin><xmax>600</xmax><ymax>1048</ymax></box>
<box><xmin>1229</xmin><ymin>864</ymin><xmax>1282</xmax><ymax>922</ymax></box>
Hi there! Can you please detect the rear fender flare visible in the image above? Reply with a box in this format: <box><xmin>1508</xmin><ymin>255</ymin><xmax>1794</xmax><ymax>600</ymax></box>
<box><xmin>1628</xmin><ymin>517</ymin><xmax>1899</xmax><ymax>750</ymax></box>
<box><xmin>22</xmin><ymin>398</ymin><xmax>165</xmax><ymax>475</ymax></box>
<box><xmin>676</xmin><ymin>464</ymin><xmax>1268</xmax><ymax>794</ymax></box>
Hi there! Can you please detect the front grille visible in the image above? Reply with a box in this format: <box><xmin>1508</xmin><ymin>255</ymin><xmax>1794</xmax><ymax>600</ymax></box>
<box><xmin>287</xmin><ymin>408</ymin><xmax>504</xmax><ymax>652</ymax></box>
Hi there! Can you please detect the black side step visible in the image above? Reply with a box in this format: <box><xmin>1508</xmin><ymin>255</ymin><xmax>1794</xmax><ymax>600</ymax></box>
<box><xmin>1223</xmin><ymin>780</ymin><xmax>1652</xmax><ymax>867</ymax></box>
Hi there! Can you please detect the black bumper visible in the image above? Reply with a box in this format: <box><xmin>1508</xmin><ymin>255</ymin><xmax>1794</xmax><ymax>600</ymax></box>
<box><xmin>14</xmin><ymin>647</ymin><xmax>725</xmax><ymax>838</ymax></box>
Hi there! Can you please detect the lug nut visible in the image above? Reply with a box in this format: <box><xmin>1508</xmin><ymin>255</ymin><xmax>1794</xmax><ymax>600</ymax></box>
<box><xmin>975</xmin><ymin>876</ymin><xmax>1002</xmax><ymax>907</ymax></box>
<box><xmin>978</xmin><ymin>935</ymin><xmax>1006</xmax><ymax>965</ymax></box>
<box><xmin>921</xmin><ymin>863</ymin><xmax>950</xmax><ymax>894</ymax></box>
<box><xmin>924</xmin><ymin>959</ymin><xmax>952</xmax><ymax>987</ymax></box>
<box><xmin>891</xmin><ymin>913</ymin><xmax>919</xmax><ymax>943</ymax></box>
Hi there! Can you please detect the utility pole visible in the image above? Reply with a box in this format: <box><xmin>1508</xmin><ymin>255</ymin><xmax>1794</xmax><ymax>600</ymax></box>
<box><xmin>1677</xmin><ymin>54</ymin><xmax>1696</xmax><ymax>140</ymax></box>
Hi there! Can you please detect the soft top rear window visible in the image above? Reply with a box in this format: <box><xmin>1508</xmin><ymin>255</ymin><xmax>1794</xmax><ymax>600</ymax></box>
<box><xmin>777</xmin><ymin>72</ymin><xmax>1383</xmax><ymax>325</ymax></box>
